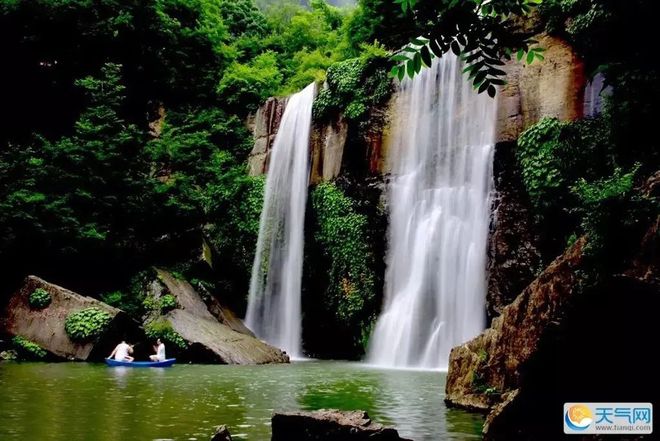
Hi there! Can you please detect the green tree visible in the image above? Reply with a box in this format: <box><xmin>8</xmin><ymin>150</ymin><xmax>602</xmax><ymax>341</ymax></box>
<box><xmin>389</xmin><ymin>0</ymin><xmax>544</xmax><ymax>96</ymax></box>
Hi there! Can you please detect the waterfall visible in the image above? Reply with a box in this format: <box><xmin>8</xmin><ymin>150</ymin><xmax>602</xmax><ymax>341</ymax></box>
<box><xmin>367</xmin><ymin>54</ymin><xmax>497</xmax><ymax>370</ymax></box>
<box><xmin>246</xmin><ymin>82</ymin><xmax>316</xmax><ymax>358</ymax></box>
<box><xmin>583</xmin><ymin>73</ymin><xmax>611</xmax><ymax>117</ymax></box>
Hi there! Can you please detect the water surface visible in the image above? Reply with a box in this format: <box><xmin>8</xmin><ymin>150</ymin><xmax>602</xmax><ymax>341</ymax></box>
<box><xmin>0</xmin><ymin>360</ymin><xmax>483</xmax><ymax>440</ymax></box>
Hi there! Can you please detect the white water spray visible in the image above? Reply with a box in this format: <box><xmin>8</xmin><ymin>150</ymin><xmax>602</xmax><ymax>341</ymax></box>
<box><xmin>246</xmin><ymin>82</ymin><xmax>316</xmax><ymax>358</ymax></box>
<box><xmin>367</xmin><ymin>54</ymin><xmax>497</xmax><ymax>369</ymax></box>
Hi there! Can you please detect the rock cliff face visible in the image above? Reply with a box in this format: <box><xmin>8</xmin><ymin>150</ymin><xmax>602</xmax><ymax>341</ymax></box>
<box><xmin>309</xmin><ymin>116</ymin><xmax>349</xmax><ymax>184</ymax></box>
<box><xmin>148</xmin><ymin>269</ymin><xmax>289</xmax><ymax>364</ymax></box>
<box><xmin>486</xmin><ymin>142</ymin><xmax>541</xmax><ymax>321</ymax></box>
<box><xmin>495</xmin><ymin>33</ymin><xmax>586</xmax><ymax>143</ymax></box>
<box><xmin>247</xmin><ymin>96</ymin><xmax>288</xmax><ymax>176</ymax></box>
<box><xmin>446</xmin><ymin>204</ymin><xmax>660</xmax><ymax>440</ymax></box>
<box><xmin>247</xmin><ymin>37</ymin><xmax>584</xmax><ymax>320</ymax></box>
<box><xmin>248</xmin><ymin>35</ymin><xmax>585</xmax><ymax>179</ymax></box>
<box><xmin>445</xmin><ymin>237</ymin><xmax>586</xmax><ymax>411</ymax></box>
<box><xmin>0</xmin><ymin>276</ymin><xmax>141</xmax><ymax>361</ymax></box>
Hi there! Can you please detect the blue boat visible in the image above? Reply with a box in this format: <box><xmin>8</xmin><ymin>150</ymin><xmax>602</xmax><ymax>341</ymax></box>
<box><xmin>105</xmin><ymin>358</ymin><xmax>176</xmax><ymax>368</ymax></box>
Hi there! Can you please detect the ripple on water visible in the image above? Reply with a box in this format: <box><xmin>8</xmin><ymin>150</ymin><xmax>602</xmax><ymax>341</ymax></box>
<box><xmin>0</xmin><ymin>361</ymin><xmax>483</xmax><ymax>441</ymax></box>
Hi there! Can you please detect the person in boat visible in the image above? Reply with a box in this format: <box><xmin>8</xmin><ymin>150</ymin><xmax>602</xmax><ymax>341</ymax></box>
<box><xmin>108</xmin><ymin>340</ymin><xmax>134</xmax><ymax>362</ymax></box>
<box><xmin>149</xmin><ymin>338</ymin><xmax>166</xmax><ymax>362</ymax></box>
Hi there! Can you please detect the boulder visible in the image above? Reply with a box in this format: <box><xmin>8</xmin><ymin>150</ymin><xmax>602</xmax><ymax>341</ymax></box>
<box><xmin>210</xmin><ymin>425</ymin><xmax>233</xmax><ymax>441</ymax></box>
<box><xmin>271</xmin><ymin>410</ymin><xmax>411</xmax><ymax>441</ymax></box>
<box><xmin>445</xmin><ymin>237</ymin><xmax>586</xmax><ymax>411</ymax></box>
<box><xmin>0</xmin><ymin>276</ymin><xmax>141</xmax><ymax>361</ymax></box>
<box><xmin>149</xmin><ymin>269</ymin><xmax>289</xmax><ymax>364</ymax></box>
<box><xmin>447</xmin><ymin>213</ymin><xmax>660</xmax><ymax>439</ymax></box>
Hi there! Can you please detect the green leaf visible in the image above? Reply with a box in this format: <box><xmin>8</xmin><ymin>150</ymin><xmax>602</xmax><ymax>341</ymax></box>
<box><xmin>413</xmin><ymin>52</ymin><xmax>422</xmax><ymax>73</ymax></box>
<box><xmin>412</xmin><ymin>37</ymin><xmax>429</xmax><ymax>46</ymax></box>
<box><xmin>397</xmin><ymin>66</ymin><xmax>406</xmax><ymax>81</ymax></box>
<box><xmin>526</xmin><ymin>50</ymin><xmax>535</xmax><ymax>64</ymax></box>
<box><xmin>429</xmin><ymin>39</ymin><xmax>443</xmax><ymax>58</ymax></box>
<box><xmin>391</xmin><ymin>54</ymin><xmax>410</xmax><ymax>62</ymax></box>
<box><xmin>406</xmin><ymin>59</ymin><xmax>415</xmax><ymax>78</ymax></box>
<box><xmin>420</xmin><ymin>45</ymin><xmax>432</xmax><ymax>67</ymax></box>
<box><xmin>451</xmin><ymin>41</ymin><xmax>461</xmax><ymax>56</ymax></box>
<box><xmin>487</xmin><ymin>85</ymin><xmax>497</xmax><ymax>98</ymax></box>
<box><xmin>516</xmin><ymin>49</ymin><xmax>525</xmax><ymax>61</ymax></box>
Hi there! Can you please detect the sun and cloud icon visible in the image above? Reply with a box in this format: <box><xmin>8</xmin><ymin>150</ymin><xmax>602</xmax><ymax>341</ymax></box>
<box><xmin>565</xmin><ymin>404</ymin><xmax>594</xmax><ymax>431</ymax></box>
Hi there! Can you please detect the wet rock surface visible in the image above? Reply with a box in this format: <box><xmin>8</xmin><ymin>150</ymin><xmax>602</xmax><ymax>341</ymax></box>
<box><xmin>151</xmin><ymin>269</ymin><xmax>289</xmax><ymax>364</ymax></box>
<box><xmin>271</xmin><ymin>410</ymin><xmax>412</xmax><ymax>441</ymax></box>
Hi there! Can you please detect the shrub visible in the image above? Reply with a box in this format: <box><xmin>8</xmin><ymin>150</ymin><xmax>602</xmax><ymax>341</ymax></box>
<box><xmin>217</xmin><ymin>51</ymin><xmax>283</xmax><ymax>112</ymax></box>
<box><xmin>12</xmin><ymin>336</ymin><xmax>47</xmax><ymax>360</ymax></box>
<box><xmin>64</xmin><ymin>308</ymin><xmax>112</xmax><ymax>342</ymax></box>
<box><xmin>308</xmin><ymin>183</ymin><xmax>377</xmax><ymax>353</ymax></box>
<box><xmin>160</xmin><ymin>294</ymin><xmax>178</xmax><ymax>313</ymax></box>
<box><xmin>144</xmin><ymin>318</ymin><xmax>187</xmax><ymax>349</ymax></box>
<box><xmin>571</xmin><ymin>165</ymin><xmax>656</xmax><ymax>260</ymax></box>
<box><xmin>28</xmin><ymin>288</ymin><xmax>51</xmax><ymax>309</ymax></box>
<box><xmin>100</xmin><ymin>290</ymin><xmax>144</xmax><ymax>318</ymax></box>
<box><xmin>516</xmin><ymin>117</ymin><xmax>614</xmax><ymax>215</ymax></box>
<box><xmin>312</xmin><ymin>47</ymin><xmax>393</xmax><ymax>124</ymax></box>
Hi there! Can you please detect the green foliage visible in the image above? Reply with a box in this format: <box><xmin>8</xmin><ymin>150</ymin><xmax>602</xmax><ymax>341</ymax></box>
<box><xmin>100</xmin><ymin>290</ymin><xmax>143</xmax><ymax>318</ymax></box>
<box><xmin>28</xmin><ymin>288</ymin><xmax>51</xmax><ymax>309</ymax></box>
<box><xmin>389</xmin><ymin>0</ymin><xmax>543</xmax><ymax>96</ymax></box>
<box><xmin>517</xmin><ymin>117</ymin><xmax>614</xmax><ymax>216</ymax></box>
<box><xmin>571</xmin><ymin>165</ymin><xmax>657</xmax><ymax>258</ymax></box>
<box><xmin>218</xmin><ymin>0</ymin><xmax>269</xmax><ymax>38</ymax></box>
<box><xmin>313</xmin><ymin>47</ymin><xmax>393</xmax><ymax>122</ymax></box>
<box><xmin>471</xmin><ymin>348</ymin><xmax>495</xmax><ymax>394</ymax></box>
<box><xmin>218</xmin><ymin>52</ymin><xmax>284</xmax><ymax>112</ymax></box>
<box><xmin>310</xmin><ymin>183</ymin><xmax>376</xmax><ymax>349</ymax></box>
<box><xmin>144</xmin><ymin>318</ymin><xmax>187</xmax><ymax>349</ymax></box>
<box><xmin>159</xmin><ymin>294</ymin><xmax>178</xmax><ymax>313</ymax></box>
<box><xmin>12</xmin><ymin>336</ymin><xmax>47</xmax><ymax>360</ymax></box>
<box><xmin>205</xmin><ymin>174</ymin><xmax>264</xmax><ymax>300</ymax></box>
<box><xmin>64</xmin><ymin>308</ymin><xmax>112</xmax><ymax>342</ymax></box>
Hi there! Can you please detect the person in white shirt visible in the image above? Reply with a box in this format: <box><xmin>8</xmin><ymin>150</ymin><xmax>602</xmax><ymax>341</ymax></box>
<box><xmin>108</xmin><ymin>340</ymin><xmax>134</xmax><ymax>362</ymax></box>
<box><xmin>150</xmin><ymin>338</ymin><xmax>166</xmax><ymax>362</ymax></box>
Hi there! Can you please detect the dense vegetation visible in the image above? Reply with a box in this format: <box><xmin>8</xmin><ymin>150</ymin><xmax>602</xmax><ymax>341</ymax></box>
<box><xmin>517</xmin><ymin>0</ymin><xmax>659</xmax><ymax>269</ymax></box>
<box><xmin>0</xmin><ymin>0</ymin><xmax>366</xmax><ymax>301</ymax></box>
<box><xmin>64</xmin><ymin>308</ymin><xmax>112</xmax><ymax>342</ymax></box>
<box><xmin>12</xmin><ymin>336</ymin><xmax>48</xmax><ymax>360</ymax></box>
<box><xmin>28</xmin><ymin>288</ymin><xmax>52</xmax><ymax>309</ymax></box>
<box><xmin>1</xmin><ymin>0</ymin><xmax>657</xmax><ymax>360</ymax></box>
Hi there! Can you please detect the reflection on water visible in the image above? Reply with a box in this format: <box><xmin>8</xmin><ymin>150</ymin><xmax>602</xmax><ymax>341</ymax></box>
<box><xmin>0</xmin><ymin>361</ymin><xmax>483</xmax><ymax>440</ymax></box>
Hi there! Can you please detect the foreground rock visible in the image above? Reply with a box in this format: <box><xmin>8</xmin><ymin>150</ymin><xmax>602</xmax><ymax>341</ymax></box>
<box><xmin>446</xmin><ymin>204</ymin><xmax>660</xmax><ymax>439</ymax></box>
<box><xmin>149</xmin><ymin>269</ymin><xmax>289</xmax><ymax>364</ymax></box>
<box><xmin>210</xmin><ymin>425</ymin><xmax>232</xmax><ymax>441</ymax></box>
<box><xmin>271</xmin><ymin>410</ymin><xmax>411</xmax><ymax>441</ymax></box>
<box><xmin>0</xmin><ymin>276</ymin><xmax>141</xmax><ymax>361</ymax></box>
<box><xmin>446</xmin><ymin>237</ymin><xmax>587</xmax><ymax>411</ymax></box>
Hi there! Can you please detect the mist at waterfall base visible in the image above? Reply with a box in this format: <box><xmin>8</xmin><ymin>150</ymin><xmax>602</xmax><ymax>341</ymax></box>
<box><xmin>367</xmin><ymin>54</ymin><xmax>497</xmax><ymax>370</ymax></box>
<box><xmin>245</xmin><ymin>82</ymin><xmax>316</xmax><ymax>359</ymax></box>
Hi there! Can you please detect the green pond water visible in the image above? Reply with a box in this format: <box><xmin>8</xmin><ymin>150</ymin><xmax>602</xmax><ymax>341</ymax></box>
<box><xmin>0</xmin><ymin>360</ymin><xmax>483</xmax><ymax>440</ymax></box>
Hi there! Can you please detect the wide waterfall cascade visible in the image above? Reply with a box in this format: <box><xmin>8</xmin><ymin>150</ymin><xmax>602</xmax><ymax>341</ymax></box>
<box><xmin>246</xmin><ymin>82</ymin><xmax>316</xmax><ymax>358</ymax></box>
<box><xmin>367</xmin><ymin>54</ymin><xmax>497</xmax><ymax>370</ymax></box>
